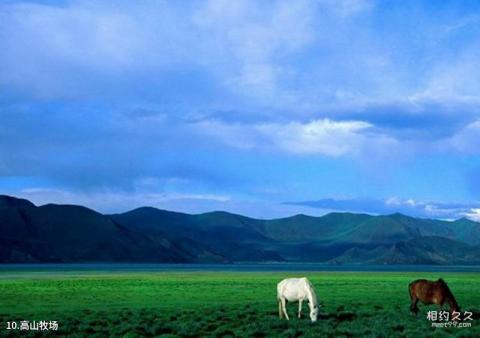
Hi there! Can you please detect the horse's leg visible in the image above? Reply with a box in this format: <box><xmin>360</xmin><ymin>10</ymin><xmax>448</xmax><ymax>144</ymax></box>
<box><xmin>298</xmin><ymin>299</ymin><xmax>302</xmax><ymax>318</ymax></box>
<box><xmin>278</xmin><ymin>299</ymin><xmax>283</xmax><ymax>319</ymax></box>
<box><xmin>408</xmin><ymin>285</ymin><xmax>418</xmax><ymax>316</ymax></box>
<box><xmin>410</xmin><ymin>297</ymin><xmax>419</xmax><ymax>316</ymax></box>
<box><xmin>281</xmin><ymin>298</ymin><xmax>289</xmax><ymax>320</ymax></box>
<box><xmin>413</xmin><ymin>299</ymin><xmax>419</xmax><ymax>316</ymax></box>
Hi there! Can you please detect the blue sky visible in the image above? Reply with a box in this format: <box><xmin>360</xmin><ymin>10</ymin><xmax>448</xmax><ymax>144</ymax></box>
<box><xmin>1</xmin><ymin>0</ymin><xmax>480</xmax><ymax>220</ymax></box>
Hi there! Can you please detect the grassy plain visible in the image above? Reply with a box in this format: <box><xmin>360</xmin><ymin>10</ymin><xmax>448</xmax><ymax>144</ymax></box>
<box><xmin>0</xmin><ymin>270</ymin><xmax>478</xmax><ymax>337</ymax></box>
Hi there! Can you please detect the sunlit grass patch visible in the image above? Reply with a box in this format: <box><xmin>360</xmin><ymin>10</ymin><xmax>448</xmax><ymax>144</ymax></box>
<box><xmin>0</xmin><ymin>271</ymin><xmax>478</xmax><ymax>337</ymax></box>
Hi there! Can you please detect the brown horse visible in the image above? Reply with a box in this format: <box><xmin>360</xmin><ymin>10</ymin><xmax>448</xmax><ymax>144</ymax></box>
<box><xmin>409</xmin><ymin>278</ymin><xmax>460</xmax><ymax>315</ymax></box>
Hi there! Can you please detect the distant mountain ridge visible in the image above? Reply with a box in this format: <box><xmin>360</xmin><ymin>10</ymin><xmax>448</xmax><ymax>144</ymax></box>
<box><xmin>1</xmin><ymin>195</ymin><xmax>480</xmax><ymax>264</ymax></box>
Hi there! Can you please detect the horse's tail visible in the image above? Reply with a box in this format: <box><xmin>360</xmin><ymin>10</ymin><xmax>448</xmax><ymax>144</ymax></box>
<box><xmin>408</xmin><ymin>279</ymin><xmax>419</xmax><ymax>300</ymax></box>
<box><xmin>277</xmin><ymin>282</ymin><xmax>283</xmax><ymax>318</ymax></box>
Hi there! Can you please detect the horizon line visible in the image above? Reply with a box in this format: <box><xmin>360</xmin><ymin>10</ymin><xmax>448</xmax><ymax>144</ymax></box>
<box><xmin>0</xmin><ymin>194</ymin><xmax>473</xmax><ymax>223</ymax></box>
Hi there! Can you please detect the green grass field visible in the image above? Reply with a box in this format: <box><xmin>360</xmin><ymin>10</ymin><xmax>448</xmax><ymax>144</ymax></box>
<box><xmin>0</xmin><ymin>270</ymin><xmax>478</xmax><ymax>337</ymax></box>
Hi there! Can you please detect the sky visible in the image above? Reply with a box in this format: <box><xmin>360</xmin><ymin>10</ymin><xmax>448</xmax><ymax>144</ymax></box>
<box><xmin>1</xmin><ymin>0</ymin><xmax>480</xmax><ymax>220</ymax></box>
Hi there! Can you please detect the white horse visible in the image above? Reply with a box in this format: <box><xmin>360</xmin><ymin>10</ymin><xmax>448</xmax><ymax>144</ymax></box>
<box><xmin>277</xmin><ymin>277</ymin><xmax>319</xmax><ymax>322</ymax></box>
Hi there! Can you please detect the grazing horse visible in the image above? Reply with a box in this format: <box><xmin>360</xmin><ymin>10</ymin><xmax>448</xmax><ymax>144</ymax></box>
<box><xmin>277</xmin><ymin>277</ymin><xmax>319</xmax><ymax>322</ymax></box>
<box><xmin>409</xmin><ymin>278</ymin><xmax>460</xmax><ymax>315</ymax></box>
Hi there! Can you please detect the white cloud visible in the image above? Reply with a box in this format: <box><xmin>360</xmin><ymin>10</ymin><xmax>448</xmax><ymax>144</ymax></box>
<box><xmin>2</xmin><ymin>0</ymin><xmax>477</xmax><ymax>114</ymax></box>
<box><xmin>193</xmin><ymin>118</ymin><xmax>396</xmax><ymax>156</ymax></box>
<box><xmin>443</xmin><ymin>119</ymin><xmax>480</xmax><ymax>154</ymax></box>
<box><xmin>462</xmin><ymin>208</ymin><xmax>480</xmax><ymax>222</ymax></box>
<box><xmin>417</xmin><ymin>37</ymin><xmax>480</xmax><ymax>103</ymax></box>
<box><xmin>289</xmin><ymin>196</ymin><xmax>480</xmax><ymax>221</ymax></box>
<box><xmin>192</xmin><ymin>0</ymin><xmax>316</xmax><ymax>101</ymax></box>
<box><xmin>0</xmin><ymin>0</ymin><xmax>317</xmax><ymax>102</ymax></box>
<box><xmin>256</xmin><ymin>119</ymin><xmax>371</xmax><ymax>156</ymax></box>
<box><xmin>385</xmin><ymin>197</ymin><xmax>418</xmax><ymax>207</ymax></box>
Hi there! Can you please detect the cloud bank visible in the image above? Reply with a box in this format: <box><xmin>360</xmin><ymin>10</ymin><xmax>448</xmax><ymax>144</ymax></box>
<box><xmin>1</xmin><ymin>1</ymin><xmax>480</xmax><ymax>218</ymax></box>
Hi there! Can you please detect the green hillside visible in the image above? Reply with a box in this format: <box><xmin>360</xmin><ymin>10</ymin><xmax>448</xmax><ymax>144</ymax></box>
<box><xmin>1</xmin><ymin>195</ymin><xmax>480</xmax><ymax>264</ymax></box>
<box><xmin>0</xmin><ymin>198</ymin><xmax>223</xmax><ymax>263</ymax></box>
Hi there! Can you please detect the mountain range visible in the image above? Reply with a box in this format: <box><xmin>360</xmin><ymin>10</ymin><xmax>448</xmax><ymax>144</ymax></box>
<box><xmin>1</xmin><ymin>195</ymin><xmax>480</xmax><ymax>264</ymax></box>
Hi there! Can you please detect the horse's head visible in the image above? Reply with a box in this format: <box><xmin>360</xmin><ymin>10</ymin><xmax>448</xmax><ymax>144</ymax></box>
<box><xmin>450</xmin><ymin>301</ymin><xmax>460</xmax><ymax>314</ymax></box>
<box><xmin>452</xmin><ymin>305</ymin><xmax>461</xmax><ymax>314</ymax></box>
<box><xmin>310</xmin><ymin>305</ymin><xmax>319</xmax><ymax>322</ymax></box>
<box><xmin>439</xmin><ymin>279</ymin><xmax>460</xmax><ymax>313</ymax></box>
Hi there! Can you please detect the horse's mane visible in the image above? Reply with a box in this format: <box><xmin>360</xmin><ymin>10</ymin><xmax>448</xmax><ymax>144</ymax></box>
<box><xmin>438</xmin><ymin>278</ymin><xmax>451</xmax><ymax>294</ymax></box>
<box><xmin>305</xmin><ymin>278</ymin><xmax>318</xmax><ymax>306</ymax></box>
<box><xmin>438</xmin><ymin>278</ymin><xmax>460</xmax><ymax>309</ymax></box>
